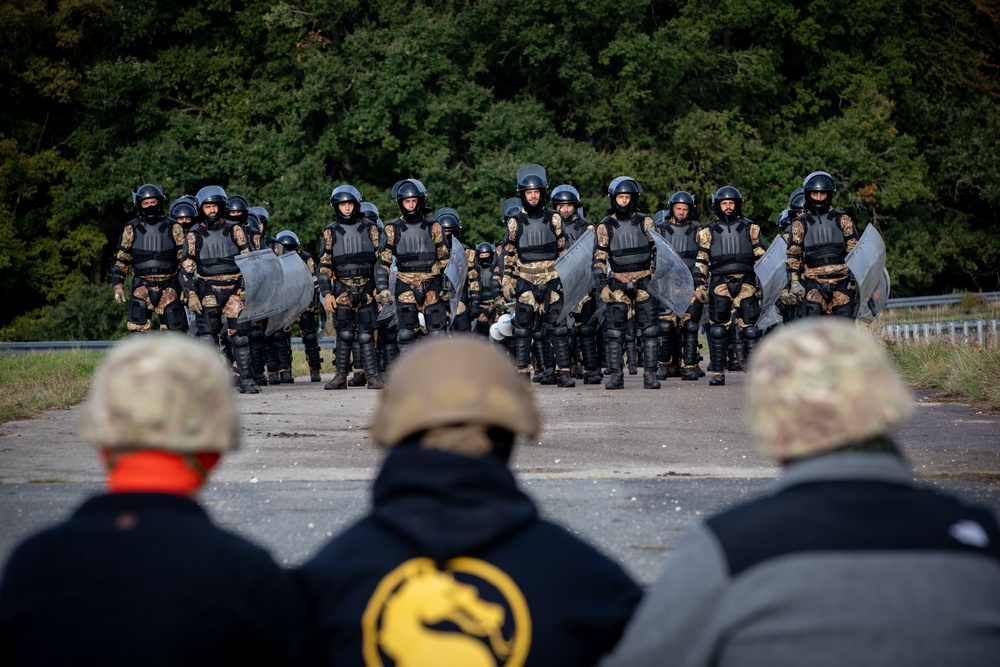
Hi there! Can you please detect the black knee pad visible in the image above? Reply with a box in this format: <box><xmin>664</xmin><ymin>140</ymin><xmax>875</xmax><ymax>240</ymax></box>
<box><xmin>683</xmin><ymin>319</ymin><xmax>700</xmax><ymax>335</ymax></box>
<box><xmin>204</xmin><ymin>307</ymin><xmax>223</xmax><ymax>334</ymax></box>
<box><xmin>739</xmin><ymin>297</ymin><xmax>761</xmax><ymax>325</ymax></box>
<box><xmin>161</xmin><ymin>301</ymin><xmax>186</xmax><ymax>331</ymax></box>
<box><xmin>578</xmin><ymin>325</ymin><xmax>595</xmax><ymax>337</ymax></box>
<box><xmin>642</xmin><ymin>325</ymin><xmax>659</xmax><ymax>339</ymax></box>
<box><xmin>357</xmin><ymin>332</ymin><xmax>373</xmax><ymax>345</ymax></box>
<box><xmin>127</xmin><ymin>297</ymin><xmax>148</xmax><ymax>326</ymax></box>
<box><xmin>338</xmin><ymin>329</ymin><xmax>356</xmax><ymax>343</ymax></box>
<box><xmin>249</xmin><ymin>326</ymin><xmax>266</xmax><ymax>343</ymax></box>
<box><xmin>709</xmin><ymin>324</ymin><xmax>729</xmax><ymax>341</ymax></box>
<box><xmin>609</xmin><ymin>303</ymin><xmax>629</xmax><ymax>330</ymax></box>
<box><xmin>231</xmin><ymin>334</ymin><xmax>250</xmax><ymax>348</ymax></box>
<box><xmin>397</xmin><ymin>328</ymin><xmax>417</xmax><ymax>343</ymax></box>
<box><xmin>531</xmin><ymin>329</ymin><xmax>545</xmax><ymax>342</ymax></box>
<box><xmin>514</xmin><ymin>327</ymin><xmax>533</xmax><ymax>341</ymax></box>
<box><xmin>550</xmin><ymin>325</ymin><xmax>569</xmax><ymax>338</ymax></box>
<box><xmin>742</xmin><ymin>325</ymin><xmax>761</xmax><ymax>341</ymax></box>
<box><xmin>604</xmin><ymin>328</ymin><xmax>623</xmax><ymax>341</ymax></box>
<box><xmin>659</xmin><ymin>320</ymin><xmax>675</xmax><ymax>336</ymax></box>
<box><xmin>303</xmin><ymin>331</ymin><xmax>318</xmax><ymax>346</ymax></box>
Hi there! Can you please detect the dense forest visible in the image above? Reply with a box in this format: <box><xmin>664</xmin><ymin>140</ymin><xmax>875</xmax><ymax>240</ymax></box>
<box><xmin>1</xmin><ymin>0</ymin><xmax>998</xmax><ymax>335</ymax></box>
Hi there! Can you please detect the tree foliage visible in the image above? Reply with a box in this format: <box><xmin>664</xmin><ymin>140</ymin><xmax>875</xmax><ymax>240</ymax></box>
<box><xmin>2</xmin><ymin>0</ymin><xmax>998</xmax><ymax>331</ymax></box>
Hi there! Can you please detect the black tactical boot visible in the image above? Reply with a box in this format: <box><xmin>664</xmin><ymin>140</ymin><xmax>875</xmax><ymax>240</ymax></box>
<box><xmin>556</xmin><ymin>369</ymin><xmax>576</xmax><ymax>388</ymax></box>
<box><xmin>280</xmin><ymin>370</ymin><xmax>294</xmax><ymax>384</ymax></box>
<box><xmin>643</xmin><ymin>370</ymin><xmax>662</xmax><ymax>389</ymax></box>
<box><xmin>680</xmin><ymin>365</ymin><xmax>700</xmax><ymax>381</ymax></box>
<box><xmin>348</xmin><ymin>371</ymin><xmax>366</xmax><ymax>387</ymax></box>
<box><xmin>584</xmin><ymin>370</ymin><xmax>603</xmax><ymax>385</ymax></box>
<box><xmin>360</xmin><ymin>335</ymin><xmax>384</xmax><ymax>390</ymax></box>
<box><xmin>324</xmin><ymin>336</ymin><xmax>352</xmax><ymax>390</ymax></box>
<box><xmin>310</xmin><ymin>367</ymin><xmax>322</xmax><ymax>382</ymax></box>
<box><xmin>605</xmin><ymin>371</ymin><xmax>624</xmax><ymax>390</ymax></box>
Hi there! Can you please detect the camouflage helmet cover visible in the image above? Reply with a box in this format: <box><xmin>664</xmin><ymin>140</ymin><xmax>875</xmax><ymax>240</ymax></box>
<box><xmin>747</xmin><ymin>319</ymin><xmax>913</xmax><ymax>460</ymax></box>
<box><xmin>370</xmin><ymin>336</ymin><xmax>540</xmax><ymax>452</ymax></box>
<box><xmin>79</xmin><ymin>335</ymin><xmax>239</xmax><ymax>453</ymax></box>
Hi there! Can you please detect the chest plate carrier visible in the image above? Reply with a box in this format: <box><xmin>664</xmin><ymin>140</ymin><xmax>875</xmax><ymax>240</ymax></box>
<box><xmin>608</xmin><ymin>215</ymin><xmax>652</xmax><ymax>273</ymax></box>
<box><xmin>516</xmin><ymin>213</ymin><xmax>559</xmax><ymax>263</ymax></box>
<box><xmin>802</xmin><ymin>210</ymin><xmax>847</xmax><ymax>267</ymax></box>
<box><xmin>330</xmin><ymin>222</ymin><xmax>376</xmax><ymax>277</ymax></box>
<box><xmin>662</xmin><ymin>221</ymin><xmax>699</xmax><ymax>271</ymax></box>
<box><xmin>478</xmin><ymin>266</ymin><xmax>498</xmax><ymax>303</ymax></box>
<box><xmin>132</xmin><ymin>221</ymin><xmax>177</xmax><ymax>276</ymax></box>
<box><xmin>394</xmin><ymin>220</ymin><xmax>437</xmax><ymax>272</ymax></box>
<box><xmin>709</xmin><ymin>220</ymin><xmax>754</xmax><ymax>274</ymax></box>
<box><xmin>197</xmin><ymin>223</ymin><xmax>240</xmax><ymax>276</ymax></box>
<box><xmin>563</xmin><ymin>217</ymin><xmax>590</xmax><ymax>246</ymax></box>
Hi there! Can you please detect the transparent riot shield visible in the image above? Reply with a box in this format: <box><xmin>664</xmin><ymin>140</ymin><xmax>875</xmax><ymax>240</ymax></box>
<box><xmin>516</xmin><ymin>164</ymin><xmax>547</xmax><ymax>188</ymax></box>
<box><xmin>500</xmin><ymin>197</ymin><xmax>521</xmax><ymax>221</ymax></box>
<box><xmin>648</xmin><ymin>231</ymin><xmax>695</xmax><ymax>315</ymax></box>
<box><xmin>376</xmin><ymin>258</ymin><xmax>398</xmax><ymax>327</ymax></box>
<box><xmin>857</xmin><ymin>268</ymin><xmax>891</xmax><ymax>323</ymax></box>
<box><xmin>845</xmin><ymin>224</ymin><xmax>887</xmax><ymax>311</ymax></box>
<box><xmin>554</xmin><ymin>228</ymin><xmax>596</xmax><ymax>325</ymax></box>
<box><xmin>754</xmin><ymin>234</ymin><xmax>789</xmax><ymax>314</ymax></box>
<box><xmin>265</xmin><ymin>252</ymin><xmax>315</xmax><ymax>335</ymax></box>
<box><xmin>236</xmin><ymin>249</ymin><xmax>285</xmax><ymax>323</ymax></box>
<box><xmin>444</xmin><ymin>240</ymin><xmax>468</xmax><ymax>330</ymax></box>
<box><xmin>757</xmin><ymin>305</ymin><xmax>783</xmax><ymax>333</ymax></box>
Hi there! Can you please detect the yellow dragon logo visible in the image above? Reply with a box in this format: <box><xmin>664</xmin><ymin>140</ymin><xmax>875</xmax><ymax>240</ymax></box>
<box><xmin>362</xmin><ymin>557</ymin><xmax>531</xmax><ymax>667</ymax></box>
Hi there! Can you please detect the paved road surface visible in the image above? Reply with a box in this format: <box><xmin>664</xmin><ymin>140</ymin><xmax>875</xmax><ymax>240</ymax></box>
<box><xmin>2</xmin><ymin>371</ymin><xmax>998</xmax><ymax>585</ymax></box>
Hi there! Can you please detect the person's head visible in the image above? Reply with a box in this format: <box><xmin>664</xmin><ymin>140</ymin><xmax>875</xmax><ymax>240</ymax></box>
<box><xmin>330</xmin><ymin>184</ymin><xmax>363</xmax><ymax>223</ymax></box>
<box><xmin>79</xmin><ymin>335</ymin><xmax>239</xmax><ymax>495</ymax></box>
<box><xmin>516</xmin><ymin>165</ymin><xmax>548</xmax><ymax>216</ymax></box>
<box><xmin>276</xmin><ymin>229</ymin><xmax>300</xmax><ymax>255</ymax></box>
<box><xmin>712</xmin><ymin>185</ymin><xmax>743</xmax><ymax>222</ymax></box>
<box><xmin>607</xmin><ymin>176</ymin><xmax>641</xmax><ymax>219</ymax></box>
<box><xmin>475</xmin><ymin>242</ymin><xmax>495</xmax><ymax>269</ymax></box>
<box><xmin>360</xmin><ymin>201</ymin><xmax>382</xmax><ymax>228</ymax></box>
<box><xmin>788</xmin><ymin>187</ymin><xmax>806</xmax><ymax>218</ymax></box>
<box><xmin>747</xmin><ymin>319</ymin><xmax>913</xmax><ymax>464</ymax></box>
<box><xmin>392</xmin><ymin>179</ymin><xmax>430</xmax><ymax>221</ymax></box>
<box><xmin>550</xmin><ymin>184</ymin><xmax>581</xmax><ymax>220</ymax></box>
<box><xmin>248</xmin><ymin>206</ymin><xmax>269</xmax><ymax>235</ymax></box>
<box><xmin>501</xmin><ymin>197</ymin><xmax>522</xmax><ymax>223</ymax></box>
<box><xmin>169</xmin><ymin>197</ymin><xmax>198</xmax><ymax>230</ymax></box>
<box><xmin>195</xmin><ymin>185</ymin><xmax>227</xmax><ymax>225</ymax></box>
<box><xmin>225</xmin><ymin>194</ymin><xmax>250</xmax><ymax>226</ymax></box>
<box><xmin>370</xmin><ymin>336</ymin><xmax>540</xmax><ymax>462</ymax></box>
<box><xmin>133</xmin><ymin>184</ymin><xmax>165</xmax><ymax>223</ymax></box>
<box><xmin>802</xmin><ymin>171</ymin><xmax>836</xmax><ymax>214</ymax></box>
<box><xmin>668</xmin><ymin>191</ymin><xmax>696</xmax><ymax>223</ymax></box>
<box><xmin>435</xmin><ymin>208</ymin><xmax>462</xmax><ymax>243</ymax></box>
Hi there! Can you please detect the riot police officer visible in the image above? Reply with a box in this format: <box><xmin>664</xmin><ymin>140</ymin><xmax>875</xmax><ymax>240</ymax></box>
<box><xmin>501</xmin><ymin>165</ymin><xmax>574</xmax><ymax>386</ymax></box>
<box><xmin>654</xmin><ymin>190</ymin><xmax>704</xmax><ymax>381</ymax></box>
<box><xmin>551</xmin><ymin>184</ymin><xmax>602</xmax><ymax>384</ymax></box>
<box><xmin>383</xmin><ymin>179</ymin><xmax>449</xmax><ymax>351</ymax></box>
<box><xmin>111</xmin><ymin>184</ymin><xmax>187</xmax><ymax>335</ymax></box>
<box><xmin>592</xmin><ymin>177</ymin><xmax>661</xmax><ymax>390</ymax></box>
<box><xmin>318</xmin><ymin>185</ymin><xmax>390</xmax><ymax>390</ymax></box>
<box><xmin>783</xmin><ymin>171</ymin><xmax>861</xmax><ymax>318</ymax></box>
<box><xmin>275</xmin><ymin>230</ymin><xmax>323</xmax><ymax>382</ymax></box>
<box><xmin>470</xmin><ymin>242</ymin><xmax>502</xmax><ymax>336</ymax></box>
<box><xmin>436</xmin><ymin>207</ymin><xmax>475</xmax><ymax>333</ymax></box>
<box><xmin>179</xmin><ymin>185</ymin><xmax>259</xmax><ymax>393</ymax></box>
<box><xmin>693</xmin><ymin>186</ymin><xmax>766</xmax><ymax>386</ymax></box>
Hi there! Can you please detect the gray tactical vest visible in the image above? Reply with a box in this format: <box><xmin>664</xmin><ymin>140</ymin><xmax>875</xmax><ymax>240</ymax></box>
<box><xmin>563</xmin><ymin>216</ymin><xmax>591</xmax><ymax>246</ymax></box>
<box><xmin>197</xmin><ymin>223</ymin><xmax>240</xmax><ymax>276</ymax></box>
<box><xmin>608</xmin><ymin>215</ymin><xmax>652</xmax><ymax>273</ymax></box>
<box><xmin>329</xmin><ymin>221</ymin><xmax>376</xmax><ymax>277</ymax></box>
<box><xmin>478</xmin><ymin>266</ymin><xmax>499</xmax><ymax>303</ymax></box>
<box><xmin>662</xmin><ymin>221</ymin><xmax>700</xmax><ymax>270</ymax></box>
<box><xmin>802</xmin><ymin>210</ymin><xmax>847</xmax><ymax>267</ymax></box>
<box><xmin>393</xmin><ymin>219</ymin><xmax>437</xmax><ymax>272</ymax></box>
<box><xmin>709</xmin><ymin>219</ymin><xmax>754</xmax><ymax>275</ymax></box>
<box><xmin>132</xmin><ymin>220</ymin><xmax>177</xmax><ymax>276</ymax></box>
<box><xmin>516</xmin><ymin>212</ymin><xmax>558</xmax><ymax>263</ymax></box>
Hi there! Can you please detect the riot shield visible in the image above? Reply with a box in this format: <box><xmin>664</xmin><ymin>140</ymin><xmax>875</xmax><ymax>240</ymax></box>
<box><xmin>554</xmin><ymin>228</ymin><xmax>596</xmax><ymax>325</ymax></box>
<box><xmin>857</xmin><ymin>268</ymin><xmax>890</xmax><ymax>323</ymax></box>
<box><xmin>265</xmin><ymin>252</ymin><xmax>315</xmax><ymax>335</ymax></box>
<box><xmin>377</xmin><ymin>258</ymin><xmax>399</xmax><ymax>326</ymax></box>
<box><xmin>757</xmin><ymin>305</ymin><xmax>783</xmax><ymax>333</ymax></box>
<box><xmin>648</xmin><ymin>231</ymin><xmax>695</xmax><ymax>315</ymax></box>
<box><xmin>754</xmin><ymin>234</ymin><xmax>789</xmax><ymax>313</ymax></box>
<box><xmin>236</xmin><ymin>249</ymin><xmax>285</xmax><ymax>323</ymax></box>
<box><xmin>500</xmin><ymin>197</ymin><xmax>521</xmax><ymax>221</ymax></box>
<box><xmin>845</xmin><ymin>224</ymin><xmax>887</xmax><ymax>311</ymax></box>
<box><xmin>444</xmin><ymin>240</ymin><xmax>468</xmax><ymax>329</ymax></box>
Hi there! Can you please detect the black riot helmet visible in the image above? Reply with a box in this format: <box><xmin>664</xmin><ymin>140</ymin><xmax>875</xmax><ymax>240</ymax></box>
<box><xmin>668</xmin><ymin>191</ymin><xmax>696</xmax><ymax>223</ymax></box>
<box><xmin>776</xmin><ymin>209</ymin><xmax>791</xmax><ymax>232</ymax></box>
<box><xmin>501</xmin><ymin>197</ymin><xmax>521</xmax><ymax>222</ymax></box>
<box><xmin>392</xmin><ymin>179</ymin><xmax>431</xmax><ymax>221</ymax></box>
<box><xmin>275</xmin><ymin>230</ymin><xmax>300</xmax><ymax>254</ymax></box>
<box><xmin>169</xmin><ymin>197</ymin><xmax>197</xmax><ymax>224</ymax></box>
<box><xmin>133</xmin><ymin>184</ymin><xmax>165</xmax><ymax>223</ymax></box>
<box><xmin>475</xmin><ymin>241</ymin><xmax>495</xmax><ymax>269</ymax></box>
<box><xmin>360</xmin><ymin>201</ymin><xmax>381</xmax><ymax>224</ymax></box>
<box><xmin>330</xmin><ymin>184</ymin><xmax>363</xmax><ymax>223</ymax></box>
<box><xmin>712</xmin><ymin>185</ymin><xmax>743</xmax><ymax>222</ymax></box>
<box><xmin>195</xmin><ymin>185</ymin><xmax>227</xmax><ymax>225</ymax></box>
<box><xmin>225</xmin><ymin>194</ymin><xmax>250</xmax><ymax>226</ymax></box>
<box><xmin>516</xmin><ymin>164</ymin><xmax>548</xmax><ymax>215</ymax></box>
<box><xmin>788</xmin><ymin>188</ymin><xmax>806</xmax><ymax>216</ymax></box>
<box><xmin>802</xmin><ymin>171</ymin><xmax>836</xmax><ymax>214</ymax></box>
<box><xmin>435</xmin><ymin>207</ymin><xmax>462</xmax><ymax>240</ymax></box>
<box><xmin>248</xmin><ymin>206</ymin><xmax>269</xmax><ymax>233</ymax></box>
<box><xmin>607</xmin><ymin>176</ymin><xmax>642</xmax><ymax>218</ymax></box>
<box><xmin>550</xmin><ymin>184</ymin><xmax>581</xmax><ymax>217</ymax></box>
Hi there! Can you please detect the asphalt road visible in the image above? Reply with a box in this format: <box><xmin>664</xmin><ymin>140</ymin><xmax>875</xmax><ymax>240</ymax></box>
<box><xmin>2</xmin><ymin>370</ymin><xmax>999</xmax><ymax>586</ymax></box>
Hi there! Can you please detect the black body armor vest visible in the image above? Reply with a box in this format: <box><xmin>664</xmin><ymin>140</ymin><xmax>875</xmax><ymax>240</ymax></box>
<box><xmin>516</xmin><ymin>212</ymin><xmax>559</xmax><ymax>263</ymax></box>
<box><xmin>608</xmin><ymin>215</ymin><xmax>652</xmax><ymax>273</ymax></box>
<box><xmin>131</xmin><ymin>220</ymin><xmax>177</xmax><ymax>276</ymax></box>
<box><xmin>661</xmin><ymin>221</ymin><xmax>700</xmax><ymax>270</ymax></box>
<box><xmin>329</xmin><ymin>221</ymin><xmax>376</xmax><ymax>277</ymax></box>
<box><xmin>563</xmin><ymin>216</ymin><xmax>591</xmax><ymax>246</ymax></box>
<box><xmin>709</xmin><ymin>219</ymin><xmax>755</xmax><ymax>274</ymax></box>
<box><xmin>802</xmin><ymin>210</ymin><xmax>847</xmax><ymax>267</ymax></box>
<box><xmin>197</xmin><ymin>223</ymin><xmax>240</xmax><ymax>276</ymax></box>
<box><xmin>478</xmin><ymin>266</ymin><xmax>499</xmax><ymax>304</ymax></box>
<box><xmin>392</xmin><ymin>219</ymin><xmax>437</xmax><ymax>272</ymax></box>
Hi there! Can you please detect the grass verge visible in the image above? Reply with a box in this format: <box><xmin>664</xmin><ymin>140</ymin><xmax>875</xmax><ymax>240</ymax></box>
<box><xmin>886</xmin><ymin>341</ymin><xmax>1000</xmax><ymax>414</ymax></box>
<box><xmin>0</xmin><ymin>350</ymin><xmax>106</xmax><ymax>423</ymax></box>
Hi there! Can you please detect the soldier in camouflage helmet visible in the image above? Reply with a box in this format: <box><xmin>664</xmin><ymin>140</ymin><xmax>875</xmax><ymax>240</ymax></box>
<box><xmin>601</xmin><ymin>319</ymin><xmax>1000</xmax><ymax>667</ymax></box>
<box><xmin>0</xmin><ymin>335</ymin><xmax>312</xmax><ymax>665</ymax></box>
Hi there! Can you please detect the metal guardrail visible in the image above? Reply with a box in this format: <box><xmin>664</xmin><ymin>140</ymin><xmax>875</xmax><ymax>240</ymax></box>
<box><xmin>879</xmin><ymin>319</ymin><xmax>1000</xmax><ymax>346</ymax></box>
<box><xmin>885</xmin><ymin>292</ymin><xmax>1000</xmax><ymax>309</ymax></box>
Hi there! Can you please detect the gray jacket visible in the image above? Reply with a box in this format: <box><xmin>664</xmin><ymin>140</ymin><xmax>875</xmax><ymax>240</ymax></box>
<box><xmin>601</xmin><ymin>452</ymin><xmax>1000</xmax><ymax>667</ymax></box>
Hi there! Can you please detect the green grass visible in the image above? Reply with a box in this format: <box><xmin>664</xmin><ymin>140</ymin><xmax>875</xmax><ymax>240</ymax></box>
<box><xmin>0</xmin><ymin>350</ymin><xmax>106</xmax><ymax>423</ymax></box>
<box><xmin>886</xmin><ymin>340</ymin><xmax>1000</xmax><ymax>413</ymax></box>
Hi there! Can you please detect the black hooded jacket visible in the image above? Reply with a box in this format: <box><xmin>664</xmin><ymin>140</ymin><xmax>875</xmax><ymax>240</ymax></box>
<box><xmin>298</xmin><ymin>445</ymin><xmax>642</xmax><ymax>666</ymax></box>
